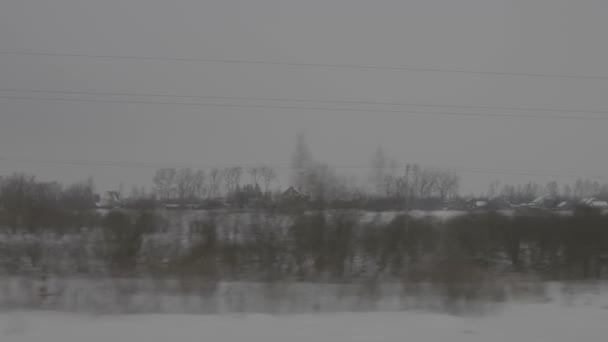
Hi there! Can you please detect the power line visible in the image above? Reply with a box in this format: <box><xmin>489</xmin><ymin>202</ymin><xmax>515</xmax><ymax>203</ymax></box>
<box><xmin>2</xmin><ymin>88</ymin><xmax>608</xmax><ymax>115</ymax></box>
<box><xmin>0</xmin><ymin>156</ymin><xmax>606</xmax><ymax>181</ymax></box>
<box><xmin>1</xmin><ymin>50</ymin><xmax>607</xmax><ymax>80</ymax></box>
<box><xmin>1</xmin><ymin>95</ymin><xmax>606</xmax><ymax>120</ymax></box>
<box><xmin>0</xmin><ymin>156</ymin><xmax>255</xmax><ymax>169</ymax></box>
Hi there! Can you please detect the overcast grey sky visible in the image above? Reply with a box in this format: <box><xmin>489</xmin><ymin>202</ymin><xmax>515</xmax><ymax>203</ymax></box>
<box><xmin>1</xmin><ymin>0</ymin><xmax>608</xmax><ymax>194</ymax></box>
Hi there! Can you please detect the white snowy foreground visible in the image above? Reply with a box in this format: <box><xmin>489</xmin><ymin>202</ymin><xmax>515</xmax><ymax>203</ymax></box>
<box><xmin>1</xmin><ymin>297</ymin><xmax>607</xmax><ymax>342</ymax></box>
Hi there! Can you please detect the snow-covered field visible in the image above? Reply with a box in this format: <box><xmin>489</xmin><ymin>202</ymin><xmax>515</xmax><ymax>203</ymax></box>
<box><xmin>2</xmin><ymin>292</ymin><xmax>607</xmax><ymax>342</ymax></box>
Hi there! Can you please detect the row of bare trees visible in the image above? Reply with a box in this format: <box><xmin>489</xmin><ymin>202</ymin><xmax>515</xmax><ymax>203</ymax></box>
<box><xmin>152</xmin><ymin>166</ymin><xmax>277</xmax><ymax>202</ymax></box>
<box><xmin>286</xmin><ymin>136</ymin><xmax>460</xmax><ymax>209</ymax></box>
<box><xmin>370</xmin><ymin>146</ymin><xmax>460</xmax><ymax>203</ymax></box>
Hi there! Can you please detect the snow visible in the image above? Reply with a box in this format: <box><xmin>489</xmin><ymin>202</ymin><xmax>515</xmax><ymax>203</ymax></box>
<box><xmin>1</xmin><ymin>287</ymin><xmax>608</xmax><ymax>342</ymax></box>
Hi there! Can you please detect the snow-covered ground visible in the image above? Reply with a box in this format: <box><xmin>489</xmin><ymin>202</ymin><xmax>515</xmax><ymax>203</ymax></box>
<box><xmin>1</xmin><ymin>292</ymin><xmax>607</xmax><ymax>342</ymax></box>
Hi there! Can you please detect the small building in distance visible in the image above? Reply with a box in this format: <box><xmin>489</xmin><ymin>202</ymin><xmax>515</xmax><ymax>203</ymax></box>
<box><xmin>281</xmin><ymin>186</ymin><xmax>310</xmax><ymax>202</ymax></box>
<box><xmin>527</xmin><ymin>196</ymin><xmax>560</xmax><ymax>209</ymax></box>
<box><xmin>581</xmin><ymin>197</ymin><xmax>608</xmax><ymax>209</ymax></box>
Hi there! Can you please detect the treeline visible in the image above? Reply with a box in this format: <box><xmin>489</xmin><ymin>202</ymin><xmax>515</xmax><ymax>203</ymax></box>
<box><xmin>174</xmin><ymin>209</ymin><xmax>608</xmax><ymax>281</ymax></box>
<box><xmin>151</xmin><ymin>166</ymin><xmax>275</xmax><ymax>208</ymax></box>
<box><xmin>2</xmin><ymin>208</ymin><xmax>607</xmax><ymax>281</ymax></box>
<box><xmin>149</xmin><ymin>164</ymin><xmax>458</xmax><ymax>211</ymax></box>
<box><xmin>4</xmin><ymin>134</ymin><xmax>608</xmax><ymax>216</ymax></box>
<box><xmin>0</xmin><ymin>173</ymin><xmax>99</xmax><ymax>231</ymax></box>
<box><xmin>142</xmin><ymin>136</ymin><xmax>608</xmax><ymax>210</ymax></box>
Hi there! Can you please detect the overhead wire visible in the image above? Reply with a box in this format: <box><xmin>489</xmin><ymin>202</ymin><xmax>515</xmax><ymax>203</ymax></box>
<box><xmin>1</xmin><ymin>50</ymin><xmax>608</xmax><ymax>80</ymax></box>
<box><xmin>1</xmin><ymin>88</ymin><xmax>608</xmax><ymax>115</ymax></box>
<box><xmin>1</xmin><ymin>95</ymin><xmax>606</xmax><ymax>120</ymax></box>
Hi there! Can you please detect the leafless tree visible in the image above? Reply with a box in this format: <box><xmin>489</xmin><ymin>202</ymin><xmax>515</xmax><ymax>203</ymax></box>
<box><xmin>153</xmin><ymin>168</ymin><xmax>177</xmax><ymax>200</ymax></box>
<box><xmin>393</xmin><ymin>176</ymin><xmax>408</xmax><ymax>203</ymax></box>
<box><xmin>572</xmin><ymin>179</ymin><xmax>599</xmax><ymax>198</ymax></box>
<box><xmin>375</xmin><ymin>159</ymin><xmax>399</xmax><ymax>198</ymax></box>
<box><xmin>223</xmin><ymin>167</ymin><xmax>243</xmax><ymax>195</ymax></box>
<box><xmin>259</xmin><ymin>165</ymin><xmax>277</xmax><ymax>194</ymax></box>
<box><xmin>411</xmin><ymin>165</ymin><xmax>438</xmax><ymax>199</ymax></box>
<box><xmin>248</xmin><ymin>167</ymin><xmax>260</xmax><ymax>187</ymax></box>
<box><xmin>382</xmin><ymin>174</ymin><xmax>396</xmax><ymax>198</ymax></box>
<box><xmin>207</xmin><ymin>168</ymin><xmax>223</xmax><ymax>199</ymax></box>
<box><xmin>193</xmin><ymin>170</ymin><xmax>207</xmax><ymax>199</ymax></box>
<box><xmin>487</xmin><ymin>180</ymin><xmax>501</xmax><ymax>198</ymax></box>
<box><xmin>175</xmin><ymin>168</ymin><xmax>198</xmax><ymax>203</ymax></box>
<box><xmin>544</xmin><ymin>181</ymin><xmax>559</xmax><ymax>198</ymax></box>
<box><xmin>520</xmin><ymin>181</ymin><xmax>541</xmax><ymax>202</ymax></box>
<box><xmin>435</xmin><ymin>170</ymin><xmax>460</xmax><ymax>202</ymax></box>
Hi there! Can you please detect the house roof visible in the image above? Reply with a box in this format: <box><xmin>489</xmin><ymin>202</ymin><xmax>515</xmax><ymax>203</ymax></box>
<box><xmin>282</xmin><ymin>186</ymin><xmax>309</xmax><ymax>198</ymax></box>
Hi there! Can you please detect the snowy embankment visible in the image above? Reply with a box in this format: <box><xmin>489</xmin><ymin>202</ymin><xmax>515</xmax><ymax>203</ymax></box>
<box><xmin>1</xmin><ymin>288</ymin><xmax>607</xmax><ymax>342</ymax></box>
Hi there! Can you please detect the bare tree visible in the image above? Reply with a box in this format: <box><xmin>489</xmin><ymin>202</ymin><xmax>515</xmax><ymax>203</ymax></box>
<box><xmin>390</xmin><ymin>164</ymin><xmax>411</xmax><ymax>204</ymax></box>
<box><xmin>382</xmin><ymin>174</ymin><xmax>397</xmax><ymax>198</ymax></box>
<box><xmin>487</xmin><ymin>180</ymin><xmax>501</xmax><ymax>198</ymax></box>
<box><xmin>259</xmin><ymin>165</ymin><xmax>277</xmax><ymax>194</ymax></box>
<box><xmin>207</xmin><ymin>168</ymin><xmax>223</xmax><ymax>199</ymax></box>
<box><xmin>411</xmin><ymin>165</ymin><xmax>438</xmax><ymax>199</ymax></box>
<box><xmin>544</xmin><ymin>181</ymin><xmax>559</xmax><ymax>198</ymax></box>
<box><xmin>223</xmin><ymin>167</ymin><xmax>243</xmax><ymax>195</ymax></box>
<box><xmin>571</xmin><ymin>179</ymin><xmax>599</xmax><ymax>198</ymax></box>
<box><xmin>304</xmin><ymin>163</ymin><xmax>326</xmax><ymax>203</ymax></box>
<box><xmin>379</xmin><ymin>159</ymin><xmax>399</xmax><ymax>198</ymax></box>
<box><xmin>193</xmin><ymin>170</ymin><xmax>207</xmax><ymax>199</ymax></box>
<box><xmin>248</xmin><ymin>167</ymin><xmax>260</xmax><ymax>187</ymax></box>
<box><xmin>175</xmin><ymin>168</ymin><xmax>198</xmax><ymax>203</ymax></box>
<box><xmin>153</xmin><ymin>168</ymin><xmax>176</xmax><ymax>200</ymax></box>
<box><xmin>435</xmin><ymin>170</ymin><xmax>460</xmax><ymax>202</ymax></box>
<box><xmin>520</xmin><ymin>181</ymin><xmax>541</xmax><ymax>202</ymax></box>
